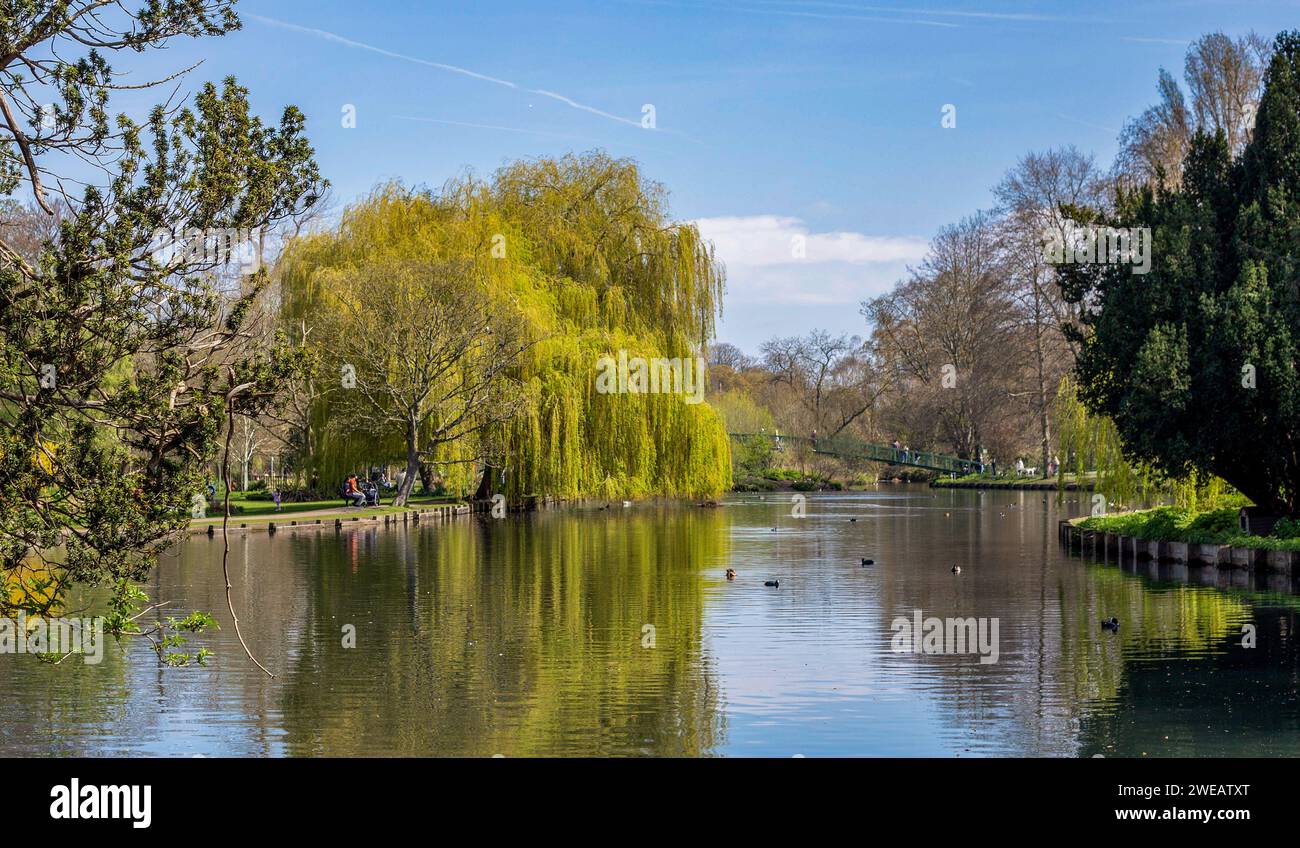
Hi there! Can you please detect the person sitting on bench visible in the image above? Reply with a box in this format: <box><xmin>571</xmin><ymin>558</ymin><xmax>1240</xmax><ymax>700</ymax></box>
<box><xmin>344</xmin><ymin>474</ymin><xmax>365</xmax><ymax>507</ymax></box>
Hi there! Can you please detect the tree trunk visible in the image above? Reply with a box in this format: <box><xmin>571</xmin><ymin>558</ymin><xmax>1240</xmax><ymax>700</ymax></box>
<box><xmin>1039</xmin><ymin>402</ymin><xmax>1051</xmax><ymax>475</ymax></box>
<box><xmin>1034</xmin><ymin>285</ymin><xmax>1051</xmax><ymax>474</ymax></box>
<box><xmin>474</xmin><ymin>464</ymin><xmax>499</xmax><ymax>501</ymax></box>
<box><xmin>394</xmin><ymin>422</ymin><xmax>420</xmax><ymax>506</ymax></box>
<box><xmin>1035</xmin><ymin>343</ymin><xmax>1051</xmax><ymax>474</ymax></box>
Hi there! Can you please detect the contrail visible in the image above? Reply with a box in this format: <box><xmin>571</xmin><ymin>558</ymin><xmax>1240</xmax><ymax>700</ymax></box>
<box><xmin>247</xmin><ymin>14</ymin><xmax>645</xmax><ymax>129</ymax></box>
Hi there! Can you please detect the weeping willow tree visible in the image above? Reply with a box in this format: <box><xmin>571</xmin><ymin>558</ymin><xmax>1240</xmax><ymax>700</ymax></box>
<box><xmin>278</xmin><ymin>152</ymin><xmax>731</xmax><ymax>501</ymax></box>
<box><xmin>1054</xmin><ymin>376</ymin><xmax>1234</xmax><ymax>511</ymax></box>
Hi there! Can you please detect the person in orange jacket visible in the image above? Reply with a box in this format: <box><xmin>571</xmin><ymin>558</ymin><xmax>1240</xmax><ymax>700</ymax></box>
<box><xmin>345</xmin><ymin>474</ymin><xmax>365</xmax><ymax>507</ymax></box>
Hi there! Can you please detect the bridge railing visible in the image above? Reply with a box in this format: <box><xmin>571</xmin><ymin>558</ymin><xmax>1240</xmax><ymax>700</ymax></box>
<box><xmin>728</xmin><ymin>432</ymin><xmax>979</xmax><ymax>475</ymax></box>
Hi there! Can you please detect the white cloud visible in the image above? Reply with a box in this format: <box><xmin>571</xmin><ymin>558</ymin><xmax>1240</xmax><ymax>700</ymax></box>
<box><xmin>694</xmin><ymin>215</ymin><xmax>927</xmax><ymax>267</ymax></box>
<box><xmin>692</xmin><ymin>215</ymin><xmax>926</xmax><ymax>307</ymax></box>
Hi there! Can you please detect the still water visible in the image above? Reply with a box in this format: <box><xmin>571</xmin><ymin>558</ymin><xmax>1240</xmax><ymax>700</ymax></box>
<box><xmin>3</xmin><ymin>486</ymin><xmax>1299</xmax><ymax>757</ymax></box>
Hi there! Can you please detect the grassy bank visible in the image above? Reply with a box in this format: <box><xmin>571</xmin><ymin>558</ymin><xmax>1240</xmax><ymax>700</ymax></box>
<box><xmin>1079</xmin><ymin>503</ymin><xmax>1300</xmax><ymax>551</ymax></box>
<box><xmin>732</xmin><ymin>466</ymin><xmax>933</xmax><ymax>492</ymax></box>
<box><xmin>192</xmin><ymin>492</ymin><xmax>462</xmax><ymax>524</ymax></box>
<box><xmin>733</xmin><ymin>470</ymin><xmax>846</xmax><ymax>492</ymax></box>
<box><xmin>932</xmin><ymin>472</ymin><xmax>1095</xmax><ymax>490</ymax></box>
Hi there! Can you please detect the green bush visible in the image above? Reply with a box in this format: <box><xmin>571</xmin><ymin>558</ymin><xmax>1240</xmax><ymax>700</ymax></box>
<box><xmin>733</xmin><ymin>435</ymin><xmax>775</xmax><ymax>477</ymax></box>
<box><xmin>1079</xmin><ymin>504</ymin><xmax>1300</xmax><ymax>549</ymax></box>
<box><xmin>733</xmin><ymin>475</ymin><xmax>777</xmax><ymax>492</ymax></box>
<box><xmin>1273</xmin><ymin>517</ymin><xmax>1300</xmax><ymax>540</ymax></box>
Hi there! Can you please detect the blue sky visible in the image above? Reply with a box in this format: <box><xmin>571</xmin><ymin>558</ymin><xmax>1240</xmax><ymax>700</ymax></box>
<box><xmin>120</xmin><ymin>0</ymin><xmax>1300</xmax><ymax>351</ymax></box>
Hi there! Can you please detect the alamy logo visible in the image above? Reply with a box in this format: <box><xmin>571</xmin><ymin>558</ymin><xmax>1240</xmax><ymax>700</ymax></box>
<box><xmin>594</xmin><ymin>350</ymin><xmax>705</xmax><ymax>405</ymax></box>
<box><xmin>0</xmin><ymin>613</ymin><xmax>104</xmax><ymax>664</ymax></box>
<box><xmin>890</xmin><ymin>609</ymin><xmax>1000</xmax><ymax>664</ymax></box>
<box><xmin>149</xmin><ymin>226</ymin><xmax>263</xmax><ymax>273</ymax></box>
<box><xmin>50</xmin><ymin>779</ymin><xmax>151</xmax><ymax>828</ymax></box>
<box><xmin>1042</xmin><ymin>220</ymin><xmax>1151</xmax><ymax>275</ymax></box>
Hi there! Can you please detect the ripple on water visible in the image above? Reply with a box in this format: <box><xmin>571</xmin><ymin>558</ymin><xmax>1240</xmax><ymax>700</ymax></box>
<box><xmin>3</xmin><ymin>487</ymin><xmax>1300</xmax><ymax>756</ymax></box>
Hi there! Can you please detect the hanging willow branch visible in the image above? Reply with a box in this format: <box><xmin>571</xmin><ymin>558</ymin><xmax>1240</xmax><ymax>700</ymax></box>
<box><xmin>276</xmin><ymin>154</ymin><xmax>732</xmax><ymax>502</ymax></box>
<box><xmin>1054</xmin><ymin>375</ymin><xmax>1236</xmax><ymax>512</ymax></box>
<box><xmin>221</xmin><ymin>371</ymin><xmax>275</xmax><ymax>679</ymax></box>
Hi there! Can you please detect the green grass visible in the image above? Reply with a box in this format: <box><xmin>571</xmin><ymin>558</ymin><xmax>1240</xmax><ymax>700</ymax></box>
<box><xmin>942</xmin><ymin>471</ymin><xmax>1094</xmax><ymax>485</ymax></box>
<box><xmin>194</xmin><ymin>492</ymin><xmax>462</xmax><ymax>524</ymax></box>
<box><xmin>1079</xmin><ymin>504</ymin><xmax>1300</xmax><ymax>551</ymax></box>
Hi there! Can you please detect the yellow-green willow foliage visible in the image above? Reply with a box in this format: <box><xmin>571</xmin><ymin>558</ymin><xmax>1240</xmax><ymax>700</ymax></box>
<box><xmin>1052</xmin><ymin>563</ymin><xmax>1254</xmax><ymax>708</ymax></box>
<box><xmin>278</xmin><ymin>152</ymin><xmax>731</xmax><ymax>500</ymax></box>
<box><xmin>1054</xmin><ymin>376</ymin><xmax>1234</xmax><ymax>510</ymax></box>
<box><xmin>276</xmin><ymin>506</ymin><xmax>729</xmax><ymax>755</ymax></box>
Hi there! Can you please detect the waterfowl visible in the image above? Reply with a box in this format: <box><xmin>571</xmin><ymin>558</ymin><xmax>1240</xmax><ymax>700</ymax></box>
<box><xmin>951</xmin><ymin>564</ymin><xmax>961</xmax><ymax>574</ymax></box>
<box><xmin>764</xmin><ymin>579</ymin><xmax>780</xmax><ymax>587</ymax></box>
<box><xmin>770</xmin><ymin>527</ymin><xmax>778</xmax><ymax>532</ymax></box>
<box><xmin>860</xmin><ymin>558</ymin><xmax>874</xmax><ymax>566</ymax></box>
<box><xmin>1102</xmin><ymin>617</ymin><xmax>1120</xmax><ymax>631</ymax></box>
<box><xmin>849</xmin><ymin>517</ymin><xmax>858</xmax><ymax>523</ymax></box>
<box><xmin>725</xmin><ymin>568</ymin><xmax>736</xmax><ymax>580</ymax></box>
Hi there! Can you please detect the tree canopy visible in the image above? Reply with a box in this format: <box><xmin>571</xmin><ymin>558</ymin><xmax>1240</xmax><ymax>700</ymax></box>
<box><xmin>278</xmin><ymin>152</ymin><xmax>731</xmax><ymax>501</ymax></box>
<box><xmin>1070</xmin><ymin>31</ymin><xmax>1300</xmax><ymax>515</ymax></box>
<box><xmin>0</xmin><ymin>1</ymin><xmax>324</xmax><ymax>617</ymax></box>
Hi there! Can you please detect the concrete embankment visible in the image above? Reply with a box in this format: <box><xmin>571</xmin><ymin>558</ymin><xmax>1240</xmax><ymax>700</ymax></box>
<box><xmin>1058</xmin><ymin>518</ymin><xmax>1300</xmax><ymax>588</ymax></box>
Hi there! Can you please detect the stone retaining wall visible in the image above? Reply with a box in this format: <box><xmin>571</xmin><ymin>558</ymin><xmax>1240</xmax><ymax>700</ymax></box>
<box><xmin>1059</xmin><ymin>519</ymin><xmax>1294</xmax><ymax>575</ymax></box>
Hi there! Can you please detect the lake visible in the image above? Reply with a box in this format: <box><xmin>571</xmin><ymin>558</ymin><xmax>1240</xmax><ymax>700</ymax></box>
<box><xmin>4</xmin><ymin>486</ymin><xmax>1299</xmax><ymax>757</ymax></box>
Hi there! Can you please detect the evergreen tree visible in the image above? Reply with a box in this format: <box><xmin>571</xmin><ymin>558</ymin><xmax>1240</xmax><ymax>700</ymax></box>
<box><xmin>0</xmin><ymin>2</ymin><xmax>324</xmax><ymax>615</ymax></box>
<box><xmin>1071</xmin><ymin>32</ymin><xmax>1300</xmax><ymax>515</ymax></box>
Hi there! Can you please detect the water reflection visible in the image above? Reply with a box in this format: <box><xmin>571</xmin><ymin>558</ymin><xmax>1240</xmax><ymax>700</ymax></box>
<box><xmin>1</xmin><ymin>488</ymin><xmax>1299</xmax><ymax>756</ymax></box>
